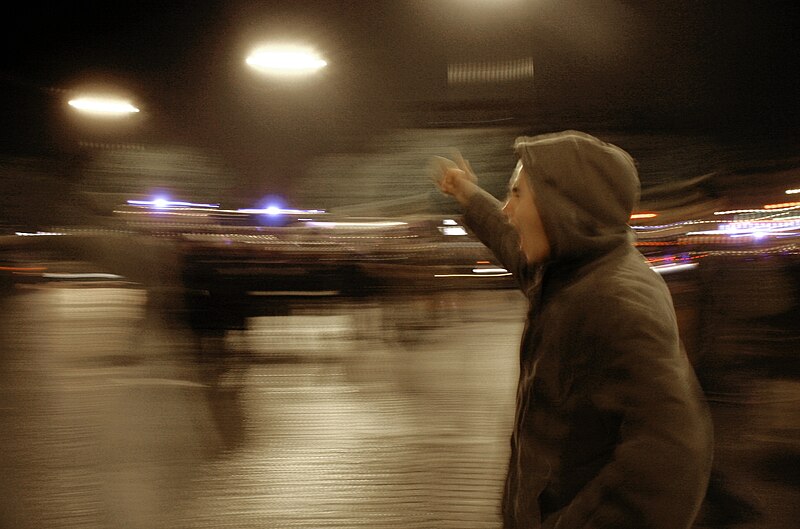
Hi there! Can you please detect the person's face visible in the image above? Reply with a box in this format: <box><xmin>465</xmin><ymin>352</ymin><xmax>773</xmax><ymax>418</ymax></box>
<box><xmin>502</xmin><ymin>161</ymin><xmax>551</xmax><ymax>264</ymax></box>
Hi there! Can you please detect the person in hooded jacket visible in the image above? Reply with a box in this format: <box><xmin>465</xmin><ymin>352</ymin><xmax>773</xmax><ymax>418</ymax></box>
<box><xmin>432</xmin><ymin>130</ymin><xmax>714</xmax><ymax>529</ymax></box>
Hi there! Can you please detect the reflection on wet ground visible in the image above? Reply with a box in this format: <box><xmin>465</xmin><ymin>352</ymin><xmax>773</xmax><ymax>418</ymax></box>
<box><xmin>0</xmin><ymin>270</ymin><xmax>798</xmax><ymax>528</ymax></box>
<box><xmin>0</xmin><ymin>287</ymin><xmax>523</xmax><ymax>528</ymax></box>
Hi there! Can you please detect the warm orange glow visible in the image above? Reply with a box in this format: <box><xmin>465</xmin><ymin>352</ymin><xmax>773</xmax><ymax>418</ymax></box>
<box><xmin>630</xmin><ymin>213</ymin><xmax>658</xmax><ymax>219</ymax></box>
<box><xmin>763</xmin><ymin>201</ymin><xmax>800</xmax><ymax>209</ymax></box>
<box><xmin>0</xmin><ymin>266</ymin><xmax>47</xmax><ymax>272</ymax></box>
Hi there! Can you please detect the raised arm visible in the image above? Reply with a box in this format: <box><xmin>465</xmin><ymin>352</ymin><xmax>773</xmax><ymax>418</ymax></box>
<box><xmin>432</xmin><ymin>153</ymin><xmax>530</xmax><ymax>284</ymax></box>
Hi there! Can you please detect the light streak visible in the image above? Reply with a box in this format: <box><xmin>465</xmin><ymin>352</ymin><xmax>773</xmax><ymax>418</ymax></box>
<box><xmin>764</xmin><ymin>201</ymin><xmax>800</xmax><ymax>210</ymax></box>
<box><xmin>42</xmin><ymin>273</ymin><xmax>125</xmax><ymax>280</ymax></box>
<box><xmin>15</xmin><ymin>231</ymin><xmax>65</xmax><ymax>236</ymax></box>
<box><xmin>440</xmin><ymin>226</ymin><xmax>468</xmax><ymax>236</ymax></box>
<box><xmin>434</xmin><ymin>272</ymin><xmax>513</xmax><ymax>278</ymax></box>
<box><xmin>239</xmin><ymin>208</ymin><xmax>326</xmax><ymax>215</ymax></box>
<box><xmin>651</xmin><ymin>262</ymin><xmax>699</xmax><ymax>275</ymax></box>
<box><xmin>128</xmin><ymin>199</ymin><xmax>219</xmax><ymax>208</ymax></box>
<box><xmin>304</xmin><ymin>221</ymin><xmax>406</xmax><ymax>228</ymax></box>
<box><xmin>472</xmin><ymin>267</ymin><xmax>509</xmax><ymax>274</ymax></box>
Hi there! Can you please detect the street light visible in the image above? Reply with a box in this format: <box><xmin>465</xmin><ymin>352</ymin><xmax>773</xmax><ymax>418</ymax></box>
<box><xmin>246</xmin><ymin>45</ymin><xmax>327</xmax><ymax>76</ymax></box>
<box><xmin>67</xmin><ymin>95</ymin><xmax>140</xmax><ymax>116</ymax></box>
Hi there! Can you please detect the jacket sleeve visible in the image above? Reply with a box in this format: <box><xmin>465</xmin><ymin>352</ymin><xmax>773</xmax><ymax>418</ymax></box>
<box><xmin>542</xmin><ymin>288</ymin><xmax>714</xmax><ymax>529</ymax></box>
<box><xmin>462</xmin><ymin>187</ymin><xmax>532</xmax><ymax>286</ymax></box>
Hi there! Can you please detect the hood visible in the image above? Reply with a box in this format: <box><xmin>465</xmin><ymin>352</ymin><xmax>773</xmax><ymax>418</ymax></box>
<box><xmin>514</xmin><ymin>130</ymin><xmax>640</xmax><ymax>264</ymax></box>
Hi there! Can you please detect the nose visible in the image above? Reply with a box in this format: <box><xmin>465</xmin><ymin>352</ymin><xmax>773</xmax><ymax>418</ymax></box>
<box><xmin>502</xmin><ymin>198</ymin><xmax>513</xmax><ymax>220</ymax></box>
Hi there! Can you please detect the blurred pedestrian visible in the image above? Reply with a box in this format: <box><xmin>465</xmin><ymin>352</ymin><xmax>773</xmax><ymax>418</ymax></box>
<box><xmin>432</xmin><ymin>130</ymin><xmax>713</xmax><ymax>529</ymax></box>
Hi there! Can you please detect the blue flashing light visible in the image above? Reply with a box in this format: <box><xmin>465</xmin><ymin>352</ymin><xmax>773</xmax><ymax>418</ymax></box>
<box><xmin>127</xmin><ymin>198</ymin><xmax>220</xmax><ymax>209</ymax></box>
<box><xmin>237</xmin><ymin>207</ymin><xmax>326</xmax><ymax>215</ymax></box>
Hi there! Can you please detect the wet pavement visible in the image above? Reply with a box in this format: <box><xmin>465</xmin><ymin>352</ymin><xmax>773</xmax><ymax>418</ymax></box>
<box><xmin>0</xmin><ymin>285</ymin><xmax>523</xmax><ymax>528</ymax></box>
<box><xmin>1</xmin><ymin>276</ymin><xmax>798</xmax><ymax>528</ymax></box>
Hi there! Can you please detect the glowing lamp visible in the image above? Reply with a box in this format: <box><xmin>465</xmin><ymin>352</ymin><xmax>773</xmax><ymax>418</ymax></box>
<box><xmin>246</xmin><ymin>46</ymin><xmax>327</xmax><ymax>75</ymax></box>
<box><xmin>68</xmin><ymin>96</ymin><xmax>140</xmax><ymax>116</ymax></box>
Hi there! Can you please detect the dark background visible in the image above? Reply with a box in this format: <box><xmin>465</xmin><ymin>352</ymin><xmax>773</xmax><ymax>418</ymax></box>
<box><xmin>2</xmin><ymin>1</ymin><xmax>799</xmax><ymax>200</ymax></box>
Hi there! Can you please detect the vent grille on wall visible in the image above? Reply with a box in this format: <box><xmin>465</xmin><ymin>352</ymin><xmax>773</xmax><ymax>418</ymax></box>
<box><xmin>447</xmin><ymin>57</ymin><xmax>534</xmax><ymax>85</ymax></box>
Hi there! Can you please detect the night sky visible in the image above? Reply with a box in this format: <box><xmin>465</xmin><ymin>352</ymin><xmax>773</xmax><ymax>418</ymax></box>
<box><xmin>2</xmin><ymin>1</ymin><xmax>798</xmax><ymax>181</ymax></box>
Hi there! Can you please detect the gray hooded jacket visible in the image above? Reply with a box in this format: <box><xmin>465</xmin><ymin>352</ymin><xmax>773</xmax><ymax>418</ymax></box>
<box><xmin>463</xmin><ymin>131</ymin><xmax>713</xmax><ymax>529</ymax></box>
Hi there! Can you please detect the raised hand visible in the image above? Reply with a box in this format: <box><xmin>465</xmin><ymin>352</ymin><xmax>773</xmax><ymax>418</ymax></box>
<box><xmin>430</xmin><ymin>151</ymin><xmax>479</xmax><ymax>206</ymax></box>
